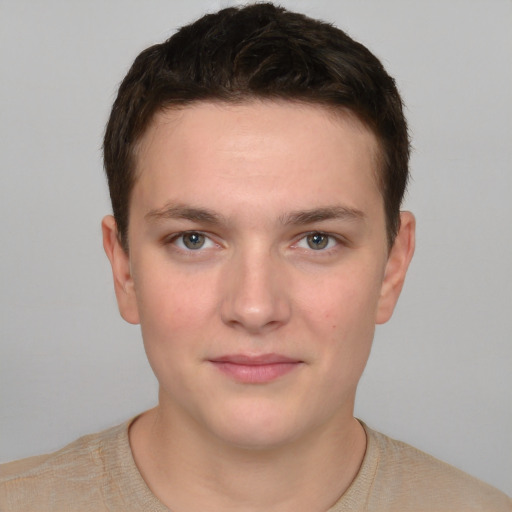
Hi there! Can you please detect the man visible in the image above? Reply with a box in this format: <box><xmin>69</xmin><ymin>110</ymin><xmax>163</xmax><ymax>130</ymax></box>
<box><xmin>1</xmin><ymin>3</ymin><xmax>510</xmax><ymax>511</ymax></box>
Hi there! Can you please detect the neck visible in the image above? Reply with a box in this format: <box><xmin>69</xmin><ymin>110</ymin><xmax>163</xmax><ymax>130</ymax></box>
<box><xmin>130</xmin><ymin>406</ymin><xmax>366</xmax><ymax>512</ymax></box>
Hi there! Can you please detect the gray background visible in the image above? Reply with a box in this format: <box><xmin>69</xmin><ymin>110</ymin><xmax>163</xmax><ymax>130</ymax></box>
<box><xmin>1</xmin><ymin>0</ymin><xmax>511</xmax><ymax>495</ymax></box>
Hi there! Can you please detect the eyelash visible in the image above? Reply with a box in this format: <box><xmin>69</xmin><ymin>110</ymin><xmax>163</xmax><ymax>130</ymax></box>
<box><xmin>292</xmin><ymin>231</ymin><xmax>345</xmax><ymax>254</ymax></box>
<box><xmin>165</xmin><ymin>231</ymin><xmax>219</xmax><ymax>253</ymax></box>
<box><xmin>165</xmin><ymin>230</ymin><xmax>345</xmax><ymax>255</ymax></box>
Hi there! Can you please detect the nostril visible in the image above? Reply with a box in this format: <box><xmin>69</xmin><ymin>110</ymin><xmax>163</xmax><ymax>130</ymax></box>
<box><xmin>221</xmin><ymin>289</ymin><xmax>291</xmax><ymax>334</ymax></box>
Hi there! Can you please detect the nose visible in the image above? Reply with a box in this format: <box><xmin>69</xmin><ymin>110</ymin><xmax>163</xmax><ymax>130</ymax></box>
<box><xmin>220</xmin><ymin>249</ymin><xmax>291</xmax><ymax>335</ymax></box>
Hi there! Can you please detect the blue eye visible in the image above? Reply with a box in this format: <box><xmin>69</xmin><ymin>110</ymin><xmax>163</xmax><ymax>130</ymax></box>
<box><xmin>173</xmin><ymin>232</ymin><xmax>215</xmax><ymax>251</ymax></box>
<box><xmin>183</xmin><ymin>232</ymin><xmax>205</xmax><ymax>249</ymax></box>
<box><xmin>296</xmin><ymin>232</ymin><xmax>338</xmax><ymax>251</ymax></box>
<box><xmin>307</xmin><ymin>233</ymin><xmax>328</xmax><ymax>250</ymax></box>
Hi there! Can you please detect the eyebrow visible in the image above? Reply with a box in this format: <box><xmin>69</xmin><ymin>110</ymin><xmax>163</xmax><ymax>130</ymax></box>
<box><xmin>145</xmin><ymin>203</ymin><xmax>224</xmax><ymax>224</ymax></box>
<box><xmin>280</xmin><ymin>206</ymin><xmax>365</xmax><ymax>225</ymax></box>
<box><xmin>145</xmin><ymin>203</ymin><xmax>365</xmax><ymax>226</ymax></box>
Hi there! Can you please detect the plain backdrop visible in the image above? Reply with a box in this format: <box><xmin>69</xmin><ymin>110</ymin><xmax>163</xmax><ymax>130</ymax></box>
<box><xmin>1</xmin><ymin>0</ymin><xmax>511</xmax><ymax>496</ymax></box>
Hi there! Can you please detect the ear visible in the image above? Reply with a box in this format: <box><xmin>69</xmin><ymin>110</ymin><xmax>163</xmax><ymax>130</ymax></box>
<box><xmin>376</xmin><ymin>211</ymin><xmax>415</xmax><ymax>324</ymax></box>
<box><xmin>101</xmin><ymin>215</ymin><xmax>140</xmax><ymax>325</ymax></box>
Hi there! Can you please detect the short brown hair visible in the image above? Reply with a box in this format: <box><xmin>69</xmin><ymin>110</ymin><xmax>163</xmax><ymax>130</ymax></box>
<box><xmin>103</xmin><ymin>3</ymin><xmax>410</xmax><ymax>250</ymax></box>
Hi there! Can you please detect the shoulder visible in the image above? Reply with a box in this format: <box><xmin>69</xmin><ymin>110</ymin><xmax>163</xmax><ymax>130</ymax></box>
<box><xmin>0</xmin><ymin>422</ymin><xmax>129</xmax><ymax>512</ymax></box>
<box><xmin>364</xmin><ymin>425</ymin><xmax>511</xmax><ymax>511</ymax></box>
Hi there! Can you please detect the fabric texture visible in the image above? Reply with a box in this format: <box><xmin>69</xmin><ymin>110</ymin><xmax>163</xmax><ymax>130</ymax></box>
<box><xmin>1</xmin><ymin>418</ymin><xmax>510</xmax><ymax>511</ymax></box>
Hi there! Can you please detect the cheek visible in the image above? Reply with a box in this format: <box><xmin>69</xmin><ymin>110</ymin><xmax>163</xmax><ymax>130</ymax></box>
<box><xmin>297</xmin><ymin>266</ymin><xmax>382</xmax><ymax>374</ymax></box>
<box><xmin>135</xmin><ymin>259</ymin><xmax>215</xmax><ymax>319</ymax></box>
<box><xmin>133</xmin><ymin>265</ymin><xmax>220</xmax><ymax>360</ymax></box>
<box><xmin>135</xmin><ymin>275</ymin><xmax>214</xmax><ymax>394</ymax></box>
<box><xmin>299</xmin><ymin>265</ymin><xmax>382</xmax><ymax>329</ymax></box>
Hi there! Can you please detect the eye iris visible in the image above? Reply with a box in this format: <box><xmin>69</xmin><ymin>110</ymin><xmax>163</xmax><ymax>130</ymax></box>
<box><xmin>183</xmin><ymin>232</ymin><xmax>205</xmax><ymax>249</ymax></box>
<box><xmin>307</xmin><ymin>233</ymin><xmax>328</xmax><ymax>250</ymax></box>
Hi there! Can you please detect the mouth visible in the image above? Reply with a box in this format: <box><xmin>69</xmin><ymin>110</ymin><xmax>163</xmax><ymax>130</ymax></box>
<box><xmin>208</xmin><ymin>353</ymin><xmax>303</xmax><ymax>384</ymax></box>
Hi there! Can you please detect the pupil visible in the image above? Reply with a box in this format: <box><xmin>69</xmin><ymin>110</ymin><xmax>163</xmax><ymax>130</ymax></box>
<box><xmin>308</xmin><ymin>233</ymin><xmax>328</xmax><ymax>250</ymax></box>
<box><xmin>184</xmin><ymin>233</ymin><xmax>204</xmax><ymax>249</ymax></box>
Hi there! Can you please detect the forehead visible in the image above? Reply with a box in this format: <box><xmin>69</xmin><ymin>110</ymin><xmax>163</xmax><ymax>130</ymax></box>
<box><xmin>132</xmin><ymin>100</ymin><xmax>382</xmax><ymax>219</ymax></box>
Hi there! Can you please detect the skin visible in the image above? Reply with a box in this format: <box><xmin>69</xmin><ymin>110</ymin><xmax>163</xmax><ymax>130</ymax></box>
<box><xmin>102</xmin><ymin>101</ymin><xmax>415</xmax><ymax>511</ymax></box>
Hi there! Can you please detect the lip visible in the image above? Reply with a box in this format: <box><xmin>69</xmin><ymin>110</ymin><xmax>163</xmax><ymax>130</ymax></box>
<box><xmin>208</xmin><ymin>353</ymin><xmax>303</xmax><ymax>384</ymax></box>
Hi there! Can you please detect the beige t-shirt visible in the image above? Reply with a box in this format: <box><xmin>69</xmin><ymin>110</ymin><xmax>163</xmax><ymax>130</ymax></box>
<box><xmin>0</xmin><ymin>419</ymin><xmax>510</xmax><ymax>511</ymax></box>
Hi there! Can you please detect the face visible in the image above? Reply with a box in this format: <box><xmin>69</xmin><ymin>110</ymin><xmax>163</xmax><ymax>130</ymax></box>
<box><xmin>103</xmin><ymin>101</ymin><xmax>414</xmax><ymax>449</ymax></box>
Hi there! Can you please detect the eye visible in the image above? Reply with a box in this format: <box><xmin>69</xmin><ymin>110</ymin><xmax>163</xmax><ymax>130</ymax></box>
<box><xmin>295</xmin><ymin>232</ymin><xmax>339</xmax><ymax>251</ymax></box>
<box><xmin>172</xmin><ymin>231</ymin><xmax>216</xmax><ymax>251</ymax></box>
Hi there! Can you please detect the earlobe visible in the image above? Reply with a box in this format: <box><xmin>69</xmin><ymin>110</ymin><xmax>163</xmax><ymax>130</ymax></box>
<box><xmin>376</xmin><ymin>211</ymin><xmax>416</xmax><ymax>324</ymax></box>
<box><xmin>101</xmin><ymin>215</ymin><xmax>140</xmax><ymax>325</ymax></box>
